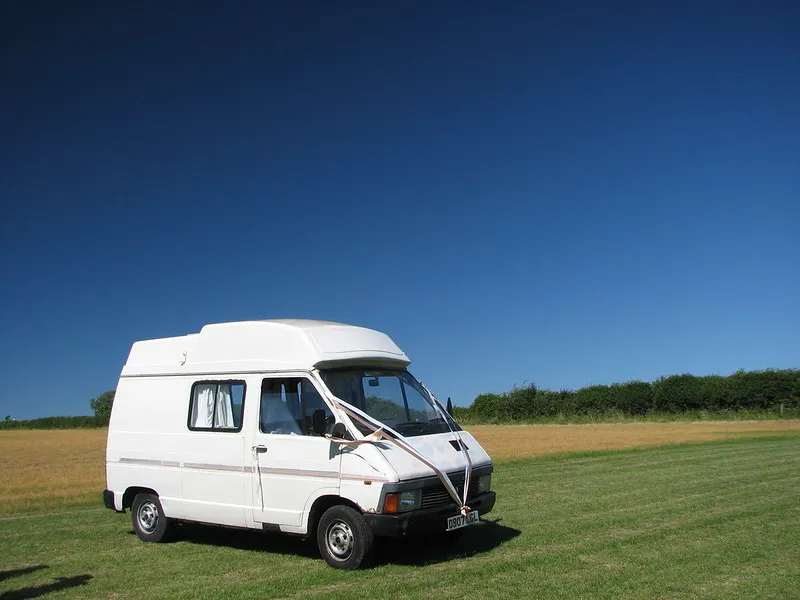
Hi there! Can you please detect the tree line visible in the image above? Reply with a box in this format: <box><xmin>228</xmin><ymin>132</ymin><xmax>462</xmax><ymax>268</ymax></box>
<box><xmin>453</xmin><ymin>369</ymin><xmax>800</xmax><ymax>422</ymax></box>
<box><xmin>2</xmin><ymin>368</ymin><xmax>798</xmax><ymax>429</ymax></box>
<box><xmin>0</xmin><ymin>390</ymin><xmax>115</xmax><ymax>429</ymax></box>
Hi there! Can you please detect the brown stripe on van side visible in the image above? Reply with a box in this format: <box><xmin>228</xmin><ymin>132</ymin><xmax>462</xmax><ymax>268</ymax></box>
<box><xmin>118</xmin><ymin>457</ymin><xmax>180</xmax><ymax>468</ymax></box>
<box><xmin>117</xmin><ymin>458</ymin><xmax>389</xmax><ymax>482</ymax></box>
<box><xmin>183</xmin><ymin>462</ymin><xmax>250</xmax><ymax>473</ymax></box>
<box><xmin>256</xmin><ymin>466</ymin><xmax>390</xmax><ymax>482</ymax></box>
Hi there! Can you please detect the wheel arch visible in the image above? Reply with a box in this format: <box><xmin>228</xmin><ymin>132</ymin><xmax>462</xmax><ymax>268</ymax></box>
<box><xmin>306</xmin><ymin>494</ymin><xmax>362</xmax><ymax>538</ymax></box>
<box><xmin>122</xmin><ymin>486</ymin><xmax>159</xmax><ymax>510</ymax></box>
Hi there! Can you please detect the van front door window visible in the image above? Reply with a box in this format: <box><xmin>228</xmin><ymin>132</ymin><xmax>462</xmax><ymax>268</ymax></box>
<box><xmin>259</xmin><ymin>377</ymin><xmax>334</xmax><ymax>435</ymax></box>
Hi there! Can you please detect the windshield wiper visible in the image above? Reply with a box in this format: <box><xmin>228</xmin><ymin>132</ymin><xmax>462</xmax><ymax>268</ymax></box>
<box><xmin>388</xmin><ymin>419</ymin><xmax>450</xmax><ymax>435</ymax></box>
<box><xmin>391</xmin><ymin>421</ymin><xmax>427</xmax><ymax>433</ymax></box>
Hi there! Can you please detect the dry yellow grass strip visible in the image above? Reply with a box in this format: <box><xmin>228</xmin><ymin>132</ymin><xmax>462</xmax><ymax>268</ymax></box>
<box><xmin>0</xmin><ymin>429</ymin><xmax>107</xmax><ymax>516</ymax></box>
<box><xmin>1</xmin><ymin>421</ymin><xmax>798</xmax><ymax>516</ymax></box>
<box><xmin>468</xmin><ymin>421</ymin><xmax>800</xmax><ymax>463</ymax></box>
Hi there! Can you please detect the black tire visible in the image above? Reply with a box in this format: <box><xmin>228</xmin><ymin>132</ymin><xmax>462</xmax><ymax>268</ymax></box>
<box><xmin>316</xmin><ymin>505</ymin><xmax>374</xmax><ymax>569</ymax></box>
<box><xmin>131</xmin><ymin>493</ymin><xmax>172</xmax><ymax>543</ymax></box>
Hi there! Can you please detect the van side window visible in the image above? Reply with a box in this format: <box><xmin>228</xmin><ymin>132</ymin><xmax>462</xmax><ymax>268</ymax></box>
<box><xmin>188</xmin><ymin>381</ymin><xmax>245</xmax><ymax>431</ymax></box>
<box><xmin>260</xmin><ymin>377</ymin><xmax>334</xmax><ymax>436</ymax></box>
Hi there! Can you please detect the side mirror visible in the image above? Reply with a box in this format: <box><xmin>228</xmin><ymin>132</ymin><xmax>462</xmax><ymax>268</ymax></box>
<box><xmin>329</xmin><ymin>422</ymin><xmax>350</xmax><ymax>440</ymax></box>
<box><xmin>311</xmin><ymin>409</ymin><xmax>327</xmax><ymax>435</ymax></box>
<box><xmin>446</xmin><ymin>397</ymin><xmax>453</xmax><ymax>417</ymax></box>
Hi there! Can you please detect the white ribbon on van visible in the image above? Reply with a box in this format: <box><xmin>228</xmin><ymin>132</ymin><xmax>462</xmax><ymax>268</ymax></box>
<box><xmin>311</xmin><ymin>372</ymin><xmax>473</xmax><ymax>515</ymax></box>
<box><xmin>420</xmin><ymin>380</ymin><xmax>473</xmax><ymax>514</ymax></box>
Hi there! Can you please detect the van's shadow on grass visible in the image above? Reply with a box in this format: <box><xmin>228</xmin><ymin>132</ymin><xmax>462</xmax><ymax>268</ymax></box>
<box><xmin>134</xmin><ymin>518</ymin><xmax>520</xmax><ymax>567</ymax></box>
<box><xmin>0</xmin><ymin>574</ymin><xmax>92</xmax><ymax>600</ymax></box>
<box><xmin>378</xmin><ymin>519</ymin><xmax>521</xmax><ymax>566</ymax></box>
<box><xmin>131</xmin><ymin>525</ymin><xmax>321</xmax><ymax>560</ymax></box>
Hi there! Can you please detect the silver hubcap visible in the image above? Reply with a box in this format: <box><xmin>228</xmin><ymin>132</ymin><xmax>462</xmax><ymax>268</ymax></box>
<box><xmin>138</xmin><ymin>501</ymin><xmax>159</xmax><ymax>534</ymax></box>
<box><xmin>325</xmin><ymin>520</ymin><xmax>354</xmax><ymax>560</ymax></box>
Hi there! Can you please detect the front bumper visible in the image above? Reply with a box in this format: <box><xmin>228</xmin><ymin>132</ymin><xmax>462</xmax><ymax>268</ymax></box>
<box><xmin>363</xmin><ymin>491</ymin><xmax>496</xmax><ymax>537</ymax></box>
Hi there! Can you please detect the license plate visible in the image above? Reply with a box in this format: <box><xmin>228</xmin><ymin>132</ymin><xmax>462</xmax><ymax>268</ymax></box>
<box><xmin>446</xmin><ymin>510</ymin><xmax>479</xmax><ymax>531</ymax></box>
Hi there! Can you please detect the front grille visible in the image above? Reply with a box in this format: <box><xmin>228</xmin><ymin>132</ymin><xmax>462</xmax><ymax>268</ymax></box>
<box><xmin>420</xmin><ymin>471</ymin><xmax>480</xmax><ymax>509</ymax></box>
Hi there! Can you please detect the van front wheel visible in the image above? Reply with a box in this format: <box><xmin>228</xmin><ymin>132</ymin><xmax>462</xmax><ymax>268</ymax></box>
<box><xmin>317</xmin><ymin>505</ymin><xmax>374</xmax><ymax>569</ymax></box>
<box><xmin>131</xmin><ymin>493</ymin><xmax>171</xmax><ymax>543</ymax></box>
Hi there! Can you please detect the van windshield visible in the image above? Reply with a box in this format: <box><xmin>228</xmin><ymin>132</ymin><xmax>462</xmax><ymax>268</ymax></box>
<box><xmin>320</xmin><ymin>369</ymin><xmax>454</xmax><ymax>438</ymax></box>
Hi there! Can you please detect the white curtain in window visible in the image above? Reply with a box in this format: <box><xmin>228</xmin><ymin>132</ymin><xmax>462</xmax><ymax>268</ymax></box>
<box><xmin>191</xmin><ymin>384</ymin><xmax>216</xmax><ymax>428</ymax></box>
<box><xmin>215</xmin><ymin>384</ymin><xmax>234</xmax><ymax>428</ymax></box>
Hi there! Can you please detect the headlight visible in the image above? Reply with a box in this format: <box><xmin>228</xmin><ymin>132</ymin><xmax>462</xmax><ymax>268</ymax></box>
<box><xmin>399</xmin><ymin>489</ymin><xmax>422</xmax><ymax>512</ymax></box>
<box><xmin>477</xmin><ymin>474</ymin><xmax>492</xmax><ymax>494</ymax></box>
<box><xmin>383</xmin><ymin>489</ymin><xmax>422</xmax><ymax>513</ymax></box>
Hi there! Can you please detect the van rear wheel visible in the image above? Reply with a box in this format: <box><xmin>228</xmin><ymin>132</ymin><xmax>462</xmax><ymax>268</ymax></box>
<box><xmin>317</xmin><ymin>505</ymin><xmax>374</xmax><ymax>569</ymax></box>
<box><xmin>131</xmin><ymin>493</ymin><xmax>171</xmax><ymax>543</ymax></box>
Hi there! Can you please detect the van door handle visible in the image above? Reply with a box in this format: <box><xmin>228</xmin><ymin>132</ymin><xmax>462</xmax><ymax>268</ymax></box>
<box><xmin>253</xmin><ymin>445</ymin><xmax>268</xmax><ymax>453</ymax></box>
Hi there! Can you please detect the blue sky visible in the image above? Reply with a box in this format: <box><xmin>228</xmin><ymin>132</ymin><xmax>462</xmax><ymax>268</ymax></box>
<box><xmin>1</xmin><ymin>1</ymin><xmax>798</xmax><ymax>419</ymax></box>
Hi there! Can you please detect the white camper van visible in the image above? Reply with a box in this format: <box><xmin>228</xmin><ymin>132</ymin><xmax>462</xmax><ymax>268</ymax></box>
<box><xmin>104</xmin><ymin>320</ymin><xmax>495</xmax><ymax>569</ymax></box>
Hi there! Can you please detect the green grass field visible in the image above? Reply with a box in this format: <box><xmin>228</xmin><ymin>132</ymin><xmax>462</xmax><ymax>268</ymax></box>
<box><xmin>2</xmin><ymin>435</ymin><xmax>798</xmax><ymax>599</ymax></box>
